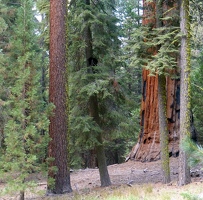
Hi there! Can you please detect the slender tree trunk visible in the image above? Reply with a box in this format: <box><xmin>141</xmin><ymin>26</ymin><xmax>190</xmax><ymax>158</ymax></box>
<box><xmin>158</xmin><ymin>75</ymin><xmax>171</xmax><ymax>183</ymax></box>
<box><xmin>178</xmin><ymin>0</ymin><xmax>191</xmax><ymax>186</ymax></box>
<box><xmin>47</xmin><ymin>0</ymin><xmax>72</xmax><ymax>194</ymax></box>
<box><xmin>156</xmin><ymin>0</ymin><xmax>170</xmax><ymax>183</ymax></box>
<box><xmin>40</xmin><ymin>32</ymin><xmax>48</xmax><ymax>105</ymax></box>
<box><xmin>89</xmin><ymin>95</ymin><xmax>111</xmax><ymax>186</ymax></box>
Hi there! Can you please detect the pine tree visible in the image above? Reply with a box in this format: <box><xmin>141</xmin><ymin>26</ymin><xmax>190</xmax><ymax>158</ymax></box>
<box><xmin>47</xmin><ymin>0</ymin><xmax>72</xmax><ymax>194</ymax></box>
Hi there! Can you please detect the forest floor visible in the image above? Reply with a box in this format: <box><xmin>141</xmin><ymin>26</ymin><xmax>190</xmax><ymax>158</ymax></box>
<box><xmin>1</xmin><ymin>157</ymin><xmax>203</xmax><ymax>199</ymax></box>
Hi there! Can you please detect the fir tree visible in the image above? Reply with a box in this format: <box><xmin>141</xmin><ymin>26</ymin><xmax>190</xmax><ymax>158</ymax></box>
<box><xmin>68</xmin><ymin>0</ymin><xmax>139</xmax><ymax>185</ymax></box>
<box><xmin>0</xmin><ymin>0</ymin><xmax>50</xmax><ymax>198</ymax></box>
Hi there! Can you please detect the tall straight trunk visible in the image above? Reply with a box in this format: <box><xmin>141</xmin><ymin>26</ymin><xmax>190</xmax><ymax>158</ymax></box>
<box><xmin>156</xmin><ymin>0</ymin><xmax>170</xmax><ymax>183</ymax></box>
<box><xmin>158</xmin><ymin>75</ymin><xmax>171</xmax><ymax>183</ymax></box>
<box><xmin>84</xmin><ymin>0</ymin><xmax>111</xmax><ymax>187</ymax></box>
<box><xmin>39</xmin><ymin>14</ymin><xmax>48</xmax><ymax>105</ymax></box>
<box><xmin>47</xmin><ymin>0</ymin><xmax>72</xmax><ymax>194</ymax></box>
<box><xmin>178</xmin><ymin>0</ymin><xmax>191</xmax><ymax>186</ymax></box>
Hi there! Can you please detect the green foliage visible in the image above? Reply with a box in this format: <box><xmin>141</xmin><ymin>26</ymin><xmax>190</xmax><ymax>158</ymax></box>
<box><xmin>0</xmin><ymin>0</ymin><xmax>50</xmax><ymax>196</ymax></box>
<box><xmin>148</xmin><ymin>26</ymin><xmax>180</xmax><ymax>75</ymax></box>
<box><xmin>129</xmin><ymin>22</ymin><xmax>180</xmax><ymax>77</ymax></box>
<box><xmin>68</xmin><ymin>0</ymin><xmax>140</xmax><ymax>168</ymax></box>
<box><xmin>0</xmin><ymin>16</ymin><xmax>7</xmax><ymax>34</ymax></box>
<box><xmin>36</xmin><ymin>0</ymin><xmax>50</xmax><ymax>47</ymax></box>
<box><xmin>191</xmin><ymin>59</ymin><xmax>203</xmax><ymax>142</ymax></box>
<box><xmin>182</xmin><ymin>136</ymin><xmax>203</xmax><ymax>167</ymax></box>
<box><xmin>181</xmin><ymin>192</ymin><xmax>199</xmax><ymax>200</ymax></box>
<box><xmin>191</xmin><ymin>9</ymin><xmax>203</xmax><ymax>143</ymax></box>
<box><xmin>126</xmin><ymin>0</ymin><xmax>180</xmax><ymax>77</ymax></box>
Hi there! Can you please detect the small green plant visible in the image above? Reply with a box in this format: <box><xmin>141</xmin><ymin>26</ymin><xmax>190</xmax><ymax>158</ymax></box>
<box><xmin>181</xmin><ymin>192</ymin><xmax>199</xmax><ymax>200</ymax></box>
<box><xmin>144</xmin><ymin>184</ymin><xmax>153</xmax><ymax>194</ymax></box>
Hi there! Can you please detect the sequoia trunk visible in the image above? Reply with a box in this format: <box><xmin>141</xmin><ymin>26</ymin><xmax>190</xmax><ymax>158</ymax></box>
<box><xmin>128</xmin><ymin>0</ymin><xmax>180</xmax><ymax>162</ymax></box>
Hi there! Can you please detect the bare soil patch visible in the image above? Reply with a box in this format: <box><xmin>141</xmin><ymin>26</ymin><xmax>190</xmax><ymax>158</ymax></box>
<box><xmin>1</xmin><ymin>157</ymin><xmax>203</xmax><ymax>199</ymax></box>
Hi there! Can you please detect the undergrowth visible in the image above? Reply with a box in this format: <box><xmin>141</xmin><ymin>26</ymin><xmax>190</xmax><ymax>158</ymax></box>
<box><xmin>42</xmin><ymin>182</ymin><xmax>203</xmax><ymax>200</ymax></box>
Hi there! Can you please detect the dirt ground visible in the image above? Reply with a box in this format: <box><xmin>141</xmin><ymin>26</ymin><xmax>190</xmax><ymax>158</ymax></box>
<box><xmin>70</xmin><ymin>157</ymin><xmax>202</xmax><ymax>191</ymax></box>
<box><xmin>1</xmin><ymin>157</ymin><xmax>203</xmax><ymax>199</ymax></box>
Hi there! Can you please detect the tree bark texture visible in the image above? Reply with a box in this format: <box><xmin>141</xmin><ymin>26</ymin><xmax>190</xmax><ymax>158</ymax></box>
<box><xmin>89</xmin><ymin>95</ymin><xmax>111</xmax><ymax>187</ymax></box>
<box><xmin>158</xmin><ymin>75</ymin><xmax>171</xmax><ymax>183</ymax></box>
<box><xmin>128</xmin><ymin>0</ymin><xmax>180</xmax><ymax>162</ymax></box>
<box><xmin>178</xmin><ymin>0</ymin><xmax>191</xmax><ymax>186</ymax></box>
<box><xmin>84</xmin><ymin>0</ymin><xmax>111</xmax><ymax>187</ymax></box>
<box><xmin>156</xmin><ymin>0</ymin><xmax>170</xmax><ymax>183</ymax></box>
<box><xmin>130</xmin><ymin>72</ymin><xmax>180</xmax><ymax>162</ymax></box>
<box><xmin>48</xmin><ymin>0</ymin><xmax>72</xmax><ymax>194</ymax></box>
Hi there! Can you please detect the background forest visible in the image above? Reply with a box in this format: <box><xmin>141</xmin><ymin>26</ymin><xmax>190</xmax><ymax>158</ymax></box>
<box><xmin>0</xmin><ymin>0</ymin><xmax>203</xmax><ymax>197</ymax></box>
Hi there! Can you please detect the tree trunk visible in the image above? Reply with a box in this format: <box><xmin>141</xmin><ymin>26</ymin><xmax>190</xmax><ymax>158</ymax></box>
<box><xmin>158</xmin><ymin>75</ymin><xmax>171</xmax><ymax>183</ymax></box>
<box><xmin>18</xmin><ymin>191</ymin><xmax>24</xmax><ymax>200</ymax></box>
<box><xmin>83</xmin><ymin>149</ymin><xmax>97</xmax><ymax>168</ymax></box>
<box><xmin>89</xmin><ymin>95</ymin><xmax>111</xmax><ymax>187</ymax></box>
<box><xmin>96</xmin><ymin>133</ymin><xmax>111</xmax><ymax>186</ymax></box>
<box><xmin>128</xmin><ymin>0</ymin><xmax>180</xmax><ymax>162</ymax></box>
<box><xmin>47</xmin><ymin>0</ymin><xmax>72</xmax><ymax>194</ymax></box>
<box><xmin>156</xmin><ymin>0</ymin><xmax>170</xmax><ymax>183</ymax></box>
<box><xmin>178</xmin><ymin>0</ymin><xmax>191</xmax><ymax>186</ymax></box>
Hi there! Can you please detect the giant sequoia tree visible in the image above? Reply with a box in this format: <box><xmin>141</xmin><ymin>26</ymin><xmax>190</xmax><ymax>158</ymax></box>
<box><xmin>128</xmin><ymin>0</ymin><xmax>181</xmax><ymax>162</ymax></box>
<box><xmin>47</xmin><ymin>0</ymin><xmax>72</xmax><ymax>194</ymax></box>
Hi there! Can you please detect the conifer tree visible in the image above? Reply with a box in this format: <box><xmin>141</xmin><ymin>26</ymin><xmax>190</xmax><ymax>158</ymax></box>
<box><xmin>68</xmin><ymin>0</ymin><xmax>125</xmax><ymax>185</ymax></box>
<box><xmin>0</xmin><ymin>0</ymin><xmax>50</xmax><ymax>199</ymax></box>
<box><xmin>84</xmin><ymin>0</ymin><xmax>111</xmax><ymax>186</ymax></box>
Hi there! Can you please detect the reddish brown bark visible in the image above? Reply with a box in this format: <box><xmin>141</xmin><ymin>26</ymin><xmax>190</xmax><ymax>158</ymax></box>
<box><xmin>47</xmin><ymin>0</ymin><xmax>72</xmax><ymax>194</ymax></box>
<box><xmin>128</xmin><ymin>0</ymin><xmax>180</xmax><ymax>162</ymax></box>
<box><xmin>129</xmin><ymin>69</ymin><xmax>180</xmax><ymax>162</ymax></box>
